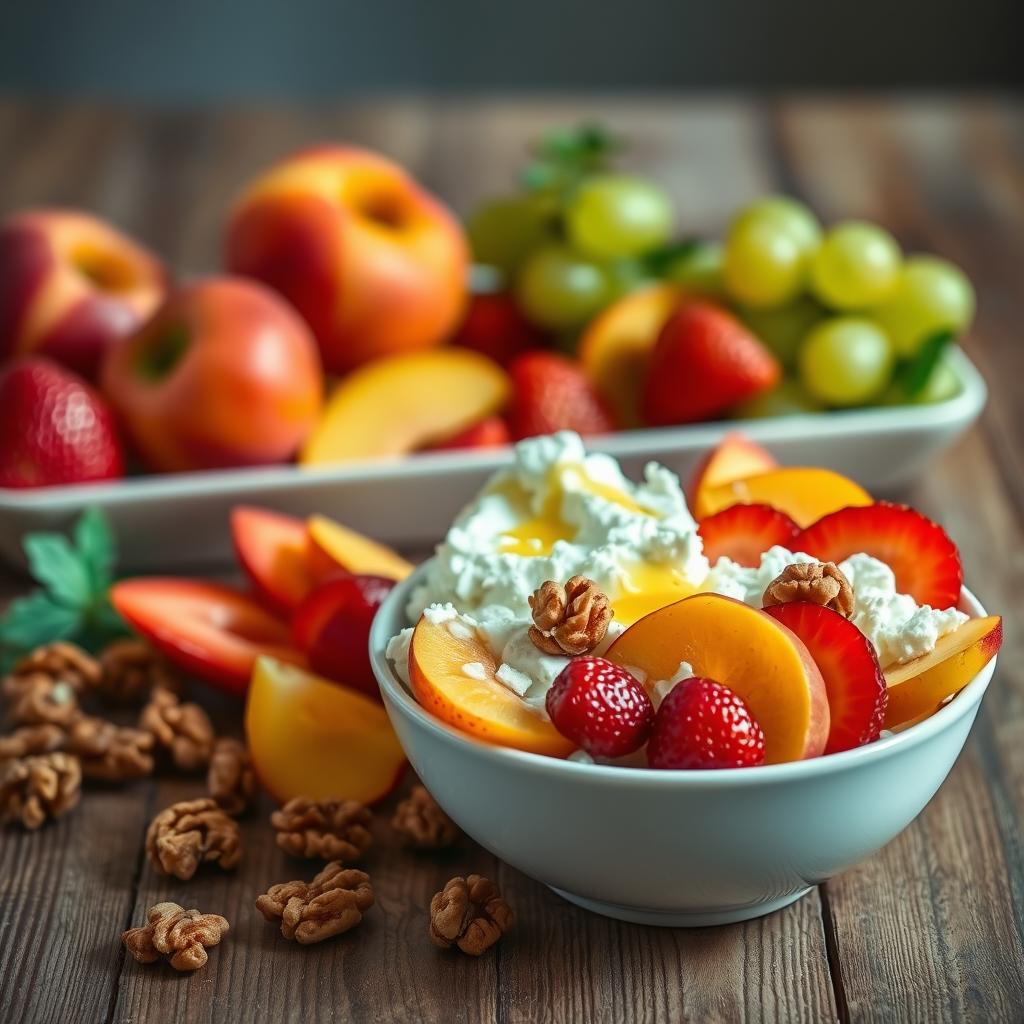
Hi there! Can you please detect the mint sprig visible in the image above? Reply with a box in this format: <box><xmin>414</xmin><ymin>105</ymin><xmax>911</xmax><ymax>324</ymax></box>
<box><xmin>520</xmin><ymin>123</ymin><xmax>620</xmax><ymax>196</ymax></box>
<box><xmin>0</xmin><ymin>507</ymin><xmax>129</xmax><ymax>669</ymax></box>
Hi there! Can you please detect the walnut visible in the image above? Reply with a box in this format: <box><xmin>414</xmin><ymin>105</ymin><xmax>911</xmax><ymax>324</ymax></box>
<box><xmin>139</xmin><ymin>686</ymin><xmax>215</xmax><ymax>772</ymax></box>
<box><xmin>528</xmin><ymin>575</ymin><xmax>613</xmax><ymax>656</ymax></box>
<box><xmin>122</xmin><ymin>901</ymin><xmax>229</xmax><ymax>971</ymax></box>
<box><xmin>763</xmin><ymin>561</ymin><xmax>856</xmax><ymax>618</ymax></box>
<box><xmin>98</xmin><ymin>638</ymin><xmax>179</xmax><ymax>704</ymax></box>
<box><xmin>429</xmin><ymin>875</ymin><xmax>513</xmax><ymax>956</ymax></box>
<box><xmin>207</xmin><ymin>737</ymin><xmax>256</xmax><ymax>816</ymax></box>
<box><xmin>256</xmin><ymin>861</ymin><xmax>374</xmax><ymax>944</ymax></box>
<box><xmin>0</xmin><ymin>723</ymin><xmax>66</xmax><ymax>761</ymax></box>
<box><xmin>0</xmin><ymin>752</ymin><xmax>81</xmax><ymax>829</ymax></box>
<box><xmin>7</xmin><ymin>642</ymin><xmax>101</xmax><ymax>695</ymax></box>
<box><xmin>65</xmin><ymin>715</ymin><xmax>155</xmax><ymax>781</ymax></box>
<box><xmin>391</xmin><ymin>785</ymin><xmax>460</xmax><ymax>849</ymax></box>
<box><xmin>271</xmin><ymin>797</ymin><xmax>373</xmax><ymax>861</ymax></box>
<box><xmin>2</xmin><ymin>673</ymin><xmax>79</xmax><ymax>727</ymax></box>
<box><xmin>145</xmin><ymin>798</ymin><xmax>242</xmax><ymax>879</ymax></box>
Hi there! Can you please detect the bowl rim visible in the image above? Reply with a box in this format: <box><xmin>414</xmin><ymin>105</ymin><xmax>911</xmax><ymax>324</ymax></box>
<box><xmin>370</xmin><ymin>560</ymin><xmax>998</xmax><ymax>788</ymax></box>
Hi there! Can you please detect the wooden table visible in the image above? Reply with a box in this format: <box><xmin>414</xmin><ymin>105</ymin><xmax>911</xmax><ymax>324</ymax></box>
<box><xmin>1</xmin><ymin>96</ymin><xmax>1022</xmax><ymax>1024</ymax></box>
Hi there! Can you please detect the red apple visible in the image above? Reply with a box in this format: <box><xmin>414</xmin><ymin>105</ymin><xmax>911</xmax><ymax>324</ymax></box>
<box><xmin>224</xmin><ymin>145</ymin><xmax>469</xmax><ymax>374</ymax></box>
<box><xmin>0</xmin><ymin>209</ymin><xmax>167</xmax><ymax>379</ymax></box>
<box><xmin>101</xmin><ymin>276</ymin><xmax>323</xmax><ymax>473</ymax></box>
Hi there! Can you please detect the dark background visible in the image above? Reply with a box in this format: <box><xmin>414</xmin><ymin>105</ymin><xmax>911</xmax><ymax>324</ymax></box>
<box><xmin>1</xmin><ymin>0</ymin><xmax>1021</xmax><ymax>101</ymax></box>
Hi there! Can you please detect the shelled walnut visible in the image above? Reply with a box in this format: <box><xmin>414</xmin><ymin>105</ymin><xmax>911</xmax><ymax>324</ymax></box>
<box><xmin>139</xmin><ymin>686</ymin><xmax>215</xmax><ymax>771</ymax></box>
<box><xmin>528</xmin><ymin>575</ymin><xmax>612</xmax><ymax>656</ymax></box>
<box><xmin>0</xmin><ymin>752</ymin><xmax>81</xmax><ymax>829</ymax></box>
<box><xmin>391</xmin><ymin>785</ymin><xmax>460</xmax><ymax>849</ymax></box>
<box><xmin>97</xmin><ymin>639</ymin><xmax>179</xmax><ymax>704</ymax></box>
<box><xmin>271</xmin><ymin>797</ymin><xmax>373</xmax><ymax>861</ymax></box>
<box><xmin>65</xmin><ymin>716</ymin><xmax>155</xmax><ymax>781</ymax></box>
<box><xmin>429</xmin><ymin>874</ymin><xmax>513</xmax><ymax>956</ymax></box>
<box><xmin>145</xmin><ymin>798</ymin><xmax>242</xmax><ymax>880</ymax></box>
<box><xmin>122</xmin><ymin>902</ymin><xmax>229</xmax><ymax>972</ymax></box>
<box><xmin>207</xmin><ymin>737</ymin><xmax>256</xmax><ymax>816</ymax></box>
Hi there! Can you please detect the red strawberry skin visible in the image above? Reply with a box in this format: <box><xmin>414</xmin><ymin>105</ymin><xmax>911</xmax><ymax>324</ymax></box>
<box><xmin>452</xmin><ymin>292</ymin><xmax>546</xmax><ymax>367</ymax></box>
<box><xmin>642</xmin><ymin>302</ymin><xmax>780</xmax><ymax>425</ymax></box>
<box><xmin>647</xmin><ymin>676</ymin><xmax>766</xmax><ymax>769</ymax></box>
<box><xmin>0</xmin><ymin>356</ymin><xmax>124</xmax><ymax>487</ymax></box>
<box><xmin>698</xmin><ymin>503</ymin><xmax>800</xmax><ymax>567</ymax></box>
<box><xmin>797</xmin><ymin>502</ymin><xmax>962</xmax><ymax>610</ymax></box>
<box><xmin>426</xmin><ymin>415</ymin><xmax>511</xmax><ymax>451</ymax></box>
<box><xmin>764</xmin><ymin>602</ymin><xmax>887</xmax><ymax>755</ymax></box>
<box><xmin>507</xmin><ymin>351</ymin><xmax>616</xmax><ymax>440</ymax></box>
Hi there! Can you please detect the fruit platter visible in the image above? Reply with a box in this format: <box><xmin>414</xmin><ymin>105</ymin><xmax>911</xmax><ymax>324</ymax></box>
<box><xmin>0</xmin><ymin>126</ymin><xmax>986</xmax><ymax>569</ymax></box>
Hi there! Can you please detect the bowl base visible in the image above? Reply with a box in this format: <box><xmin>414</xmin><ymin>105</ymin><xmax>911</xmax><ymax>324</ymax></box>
<box><xmin>549</xmin><ymin>885</ymin><xmax>812</xmax><ymax>927</ymax></box>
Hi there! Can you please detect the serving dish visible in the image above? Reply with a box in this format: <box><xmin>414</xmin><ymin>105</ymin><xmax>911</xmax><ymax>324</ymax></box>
<box><xmin>0</xmin><ymin>347</ymin><xmax>985</xmax><ymax>571</ymax></box>
<box><xmin>370</xmin><ymin>562</ymin><xmax>996</xmax><ymax>927</ymax></box>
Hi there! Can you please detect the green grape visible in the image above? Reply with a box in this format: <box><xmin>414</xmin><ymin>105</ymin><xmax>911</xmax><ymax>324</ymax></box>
<box><xmin>740</xmin><ymin>296</ymin><xmax>825</xmax><ymax>370</ymax></box>
<box><xmin>663</xmin><ymin>240</ymin><xmax>724</xmax><ymax>295</ymax></box>
<box><xmin>810</xmin><ymin>221</ymin><xmax>902</xmax><ymax>309</ymax></box>
<box><xmin>516</xmin><ymin>245</ymin><xmax>612</xmax><ymax>330</ymax></box>
<box><xmin>731</xmin><ymin>196</ymin><xmax>822</xmax><ymax>256</ymax></box>
<box><xmin>467</xmin><ymin>195</ymin><xmax>554</xmax><ymax>279</ymax></box>
<box><xmin>565</xmin><ymin>175</ymin><xmax>674</xmax><ymax>259</ymax></box>
<box><xmin>730</xmin><ymin>378</ymin><xmax>824</xmax><ymax>419</ymax></box>
<box><xmin>723</xmin><ymin>216</ymin><xmax>806</xmax><ymax>308</ymax></box>
<box><xmin>799</xmin><ymin>317</ymin><xmax>895</xmax><ymax>406</ymax></box>
<box><xmin>872</xmin><ymin>255</ymin><xmax>975</xmax><ymax>358</ymax></box>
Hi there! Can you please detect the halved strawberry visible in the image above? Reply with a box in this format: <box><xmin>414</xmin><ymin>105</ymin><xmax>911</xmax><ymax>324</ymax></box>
<box><xmin>425</xmin><ymin>415</ymin><xmax>511</xmax><ymax>451</ymax></box>
<box><xmin>797</xmin><ymin>502</ymin><xmax>962</xmax><ymax>609</ymax></box>
<box><xmin>507</xmin><ymin>351</ymin><xmax>616</xmax><ymax>439</ymax></box>
<box><xmin>764</xmin><ymin>602</ymin><xmax>887</xmax><ymax>754</ymax></box>
<box><xmin>697</xmin><ymin>503</ymin><xmax>800</xmax><ymax>567</ymax></box>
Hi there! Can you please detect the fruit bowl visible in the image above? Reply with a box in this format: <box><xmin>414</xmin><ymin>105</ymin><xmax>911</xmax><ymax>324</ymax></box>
<box><xmin>370</xmin><ymin>560</ymin><xmax>997</xmax><ymax>927</ymax></box>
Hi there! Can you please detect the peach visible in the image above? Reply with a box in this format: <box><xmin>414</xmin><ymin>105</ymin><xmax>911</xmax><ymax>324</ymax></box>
<box><xmin>102</xmin><ymin>276</ymin><xmax>323</xmax><ymax>473</ymax></box>
<box><xmin>300</xmin><ymin>349</ymin><xmax>509</xmax><ymax>465</ymax></box>
<box><xmin>695</xmin><ymin>467</ymin><xmax>872</xmax><ymax>527</ymax></box>
<box><xmin>409</xmin><ymin>612</ymin><xmax>575</xmax><ymax>757</ymax></box>
<box><xmin>225</xmin><ymin>145</ymin><xmax>469</xmax><ymax>374</ymax></box>
<box><xmin>578</xmin><ymin>283</ymin><xmax>683</xmax><ymax>427</ymax></box>
<box><xmin>0</xmin><ymin>209</ymin><xmax>167</xmax><ymax>379</ymax></box>
<box><xmin>607</xmin><ymin>593</ymin><xmax>829</xmax><ymax>763</ymax></box>
<box><xmin>307</xmin><ymin>514</ymin><xmax>414</xmax><ymax>580</ymax></box>
<box><xmin>689</xmin><ymin>432</ymin><xmax>777</xmax><ymax>514</ymax></box>
<box><xmin>884</xmin><ymin>615</ymin><xmax>1002</xmax><ymax>729</ymax></box>
<box><xmin>246</xmin><ymin>657</ymin><xmax>406</xmax><ymax>804</ymax></box>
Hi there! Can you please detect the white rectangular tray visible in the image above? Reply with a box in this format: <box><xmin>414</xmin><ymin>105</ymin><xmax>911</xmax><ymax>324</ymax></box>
<box><xmin>0</xmin><ymin>347</ymin><xmax>986</xmax><ymax>571</ymax></box>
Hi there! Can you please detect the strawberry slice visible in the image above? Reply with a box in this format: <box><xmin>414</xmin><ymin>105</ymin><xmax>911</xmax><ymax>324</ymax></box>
<box><xmin>697</xmin><ymin>503</ymin><xmax>800</xmax><ymax>567</ymax></box>
<box><xmin>764</xmin><ymin>602</ymin><xmax>887</xmax><ymax>754</ymax></box>
<box><xmin>425</xmin><ymin>415</ymin><xmax>511</xmax><ymax>451</ymax></box>
<box><xmin>797</xmin><ymin>502</ymin><xmax>962</xmax><ymax>609</ymax></box>
<box><xmin>111</xmin><ymin>578</ymin><xmax>306</xmax><ymax>695</ymax></box>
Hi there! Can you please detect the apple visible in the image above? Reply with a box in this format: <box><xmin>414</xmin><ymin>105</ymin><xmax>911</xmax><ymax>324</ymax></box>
<box><xmin>0</xmin><ymin>208</ymin><xmax>167</xmax><ymax>379</ymax></box>
<box><xmin>101</xmin><ymin>276</ymin><xmax>323</xmax><ymax>472</ymax></box>
<box><xmin>224</xmin><ymin>145</ymin><xmax>469</xmax><ymax>374</ymax></box>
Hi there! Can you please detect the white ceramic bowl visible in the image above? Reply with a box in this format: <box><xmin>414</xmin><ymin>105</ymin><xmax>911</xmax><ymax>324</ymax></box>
<box><xmin>370</xmin><ymin>564</ymin><xmax>997</xmax><ymax>927</ymax></box>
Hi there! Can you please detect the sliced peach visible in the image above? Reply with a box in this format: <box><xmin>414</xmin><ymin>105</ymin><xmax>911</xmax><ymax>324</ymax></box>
<box><xmin>884</xmin><ymin>615</ymin><xmax>1002</xmax><ymax>729</ymax></box>
<box><xmin>232</xmin><ymin>506</ymin><xmax>320</xmax><ymax>613</ymax></box>
<box><xmin>299</xmin><ymin>348</ymin><xmax>510</xmax><ymax>464</ymax></box>
<box><xmin>688</xmin><ymin>432</ymin><xmax>777</xmax><ymax>513</ymax></box>
<box><xmin>696</xmin><ymin>467</ymin><xmax>872</xmax><ymax>527</ymax></box>
<box><xmin>408</xmin><ymin>612</ymin><xmax>575</xmax><ymax>757</ymax></box>
<box><xmin>578</xmin><ymin>283</ymin><xmax>683</xmax><ymax>427</ymax></box>
<box><xmin>308</xmin><ymin>514</ymin><xmax>413</xmax><ymax>580</ymax></box>
<box><xmin>246</xmin><ymin>656</ymin><xmax>406</xmax><ymax>804</ymax></box>
<box><xmin>607</xmin><ymin>593</ymin><xmax>829</xmax><ymax>763</ymax></box>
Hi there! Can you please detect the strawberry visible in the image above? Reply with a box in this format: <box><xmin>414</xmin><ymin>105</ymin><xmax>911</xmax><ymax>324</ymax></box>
<box><xmin>507</xmin><ymin>351</ymin><xmax>616</xmax><ymax>440</ymax></box>
<box><xmin>546</xmin><ymin>656</ymin><xmax>654</xmax><ymax>758</ymax></box>
<box><xmin>647</xmin><ymin>676</ymin><xmax>766</xmax><ymax>769</ymax></box>
<box><xmin>0</xmin><ymin>356</ymin><xmax>124</xmax><ymax>488</ymax></box>
<box><xmin>452</xmin><ymin>292</ymin><xmax>546</xmax><ymax>367</ymax></box>
<box><xmin>697</xmin><ymin>503</ymin><xmax>800</xmax><ymax>567</ymax></box>
<box><xmin>426</xmin><ymin>415</ymin><xmax>511</xmax><ymax>451</ymax></box>
<box><xmin>641</xmin><ymin>302</ymin><xmax>780</xmax><ymax>425</ymax></box>
<box><xmin>764</xmin><ymin>602</ymin><xmax>887</xmax><ymax>754</ymax></box>
<box><xmin>797</xmin><ymin>502</ymin><xmax>962</xmax><ymax>609</ymax></box>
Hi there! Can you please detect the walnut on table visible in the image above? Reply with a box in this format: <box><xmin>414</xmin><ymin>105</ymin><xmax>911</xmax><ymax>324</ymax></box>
<box><xmin>97</xmin><ymin>638</ymin><xmax>179</xmax><ymax>704</ymax></box>
<box><xmin>139</xmin><ymin>685</ymin><xmax>215</xmax><ymax>772</ymax></box>
<box><xmin>0</xmin><ymin>723</ymin><xmax>66</xmax><ymax>761</ymax></box>
<box><xmin>528</xmin><ymin>575</ymin><xmax>613</xmax><ymax>656</ymax></box>
<box><xmin>7</xmin><ymin>642</ymin><xmax>101</xmax><ymax>695</ymax></box>
<box><xmin>271</xmin><ymin>796</ymin><xmax>373</xmax><ymax>861</ymax></box>
<box><xmin>146</xmin><ymin>797</ymin><xmax>242</xmax><ymax>880</ymax></box>
<box><xmin>391</xmin><ymin>785</ymin><xmax>460</xmax><ymax>849</ymax></box>
<box><xmin>122</xmin><ymin>901</ymin><xmax>229</xmax><ymax>972</ymax></box>
<box><xmin>256</xmin><ymin>861</ymin><xmax>374</xmax><ymax>944</ymax></box>
<box><xmin>429</xmin><ymin>874</ymin><xmax>513</xmax><ymax>956</ymax></box>
<box><xmin>762</xmin><ymin>560</ymin><xmax>856</xmax><ymax>618</ymax></box>
<box><xmin>207</xmin><ymin>737</ymin><xmax>256</xmax><ymax>816</ymax></box>
<box><xmin>2</xmin><ymin>673</ymin><xmax>80</xmax><ymax>728</ymax></box>
<box><xmin>0</xmin><ymin>751</ymin><xmax>81</xmax><ymax>829</ymax></box>
<box><xmin>65</xmin><ymin>715</ymin><xmax>155</xmax><ymax>781</ymax></box>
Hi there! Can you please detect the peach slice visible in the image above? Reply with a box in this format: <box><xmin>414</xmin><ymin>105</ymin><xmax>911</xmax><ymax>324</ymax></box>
<box><xmin>606</xmin><ymin>593</ymin><xmax>829</xmax><ymax>763</ymax></box>
<box><xmin>578</xmin><ymin>283</ymin><xmax>683</xmax><ymax>427</ymax></box>
<box><xmin>408</xmin><ymin>612</ymin><xmax>575</xmax><ymax>758</ymax></box>
<box><xmin>245</xmin><ymin>656</ymin><xmax>406</xmax><ymax>804</ymax></box>
<box><xmin>696</xmin><ymin>467</ymin><xmax>872</xmax><ymax>527</ymax></box>
<box><xmin>308</xmin><ymin>514</ymin><xmax>414</xmax><ymax>580</ymax></box>
<box><xmin>688</xmin><ymin>432</ymin><xmax>777</xmax><ymax>514</ymax></box>
<box><xmin>300</xmin><ymin>348</ymin><xmax>510</xmax><ymax>465</ymax></box>
<box><xmin>884</xmin><ymin>615</ymin><xmax>1002</xmax><ymax>729</ymax></box>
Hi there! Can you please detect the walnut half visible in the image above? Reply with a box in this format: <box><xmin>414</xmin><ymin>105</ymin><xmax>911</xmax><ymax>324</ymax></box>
<box><xmin>429</xmin><ymin>874</ymin><xmax>513</xmax><ymax>956</ymax></box>
<box><xmin>528</xmin><ymin>575</ymin><xmax>613</xmax><ymax>656</ymax></box>
<box><xmin>762</xmin><ymin>561</ymin><xmax>855</xmax><ymax>618</ymax></box>
<box><xmin>391</xmin><ymin>785</ymin><xmax>460</xmax><ymax>849</ymax></box>
<box><xmin>0</xmin><ymin>751</ymin><xmax>81</xmax><ymax>829</ymax></box>
<box><xmin>123</xmin><ymin>902</ymin><xmax>229</xmax><ymax>972</ymax></box>
<box><xmin>145</xmin><ymin>798</ymin><xmax>242</xmax><ymax>879</ymax></box>
<box><xmin>271</xmin><ymin>797</ymin><xmax>373</xmax><ymax>861</ymax></box>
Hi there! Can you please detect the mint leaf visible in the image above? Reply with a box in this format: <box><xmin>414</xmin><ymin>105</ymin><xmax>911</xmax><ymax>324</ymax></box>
<box><xmin>898</xmin><ymin>330</ymin><xmax>955</xmax><ymax>398</ymax></box>
<box><xmin>0</xmin><ymin>592</ymin><xmax>81</xmax><ymax>652</ymax></box>
<box><xmin>24</xmin><ymin>533</ymin><xmax>92</xmax><ymax>607</ymax></box>
<box><xmin>74</xmin><ymin>506</ymin><xmax>117</xmax><ymax>592</ymax></box>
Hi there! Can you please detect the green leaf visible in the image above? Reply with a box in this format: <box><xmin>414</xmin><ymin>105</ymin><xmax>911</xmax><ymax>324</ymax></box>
<box><xmin>898</xmin><ymin>330</ymin><xmax>956</xmax><ymax>398</ymax></box>
<box><xmin>74</xmin><ymin>506</ymin><xmax>117</xmax><ymax>592</ymax></box>
<box><xmin>0</xmin><ymin>592</ymin><xmax>82</xmax><ymax>651</ymax></box>
<box><xmin>24</xmin><ymin>533</ymin><xmax>92</xmax><ymax>608</ymax></box>
<box><xmin>644</xmin><ymin>237</ymin><xmax>706</xmax><ymax>276</ymax></box>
